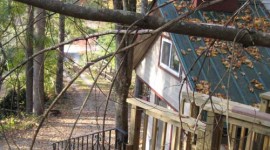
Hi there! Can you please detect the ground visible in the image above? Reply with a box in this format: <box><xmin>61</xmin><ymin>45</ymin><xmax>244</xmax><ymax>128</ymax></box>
<box><xmin>0</xmin><ymin>73</ymin><xmax>116</xmax><ymax>150</ymax></box>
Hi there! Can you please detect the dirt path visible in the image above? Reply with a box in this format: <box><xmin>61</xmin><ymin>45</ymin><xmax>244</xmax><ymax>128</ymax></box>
<box><xmin>0</xmin><ymin>74</ymin><xmax>116</xmax><ymax>150</ymax></box>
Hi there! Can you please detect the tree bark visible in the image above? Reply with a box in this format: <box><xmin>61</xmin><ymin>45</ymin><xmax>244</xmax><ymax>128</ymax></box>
<box><xmin>55</xmin><ymin>14</ymin><xmax>65</xmax><ymax>95</ymax></box>
<box><xmin>13</xmin><ymin>0</ymin><xmax>270</xmax><ymax>47</ymax></box>
<box><xmin>114</xmin><ymin>0</ymin><xmax>136</xmax><ymax>147</ymax></box>
<box><xmin>141</xmin><ymin>0</ymin><xmax>148</xmax><ymax>15</ymax></box>
<box><xmin>33</xmin><ymin>8</ymin><xmax>46</xmax><ymax>115</ymax></box>
<box><xmin>25</xmin><ymin>6</ymin><xmax>34</xmax><ymax>114</ymax></box>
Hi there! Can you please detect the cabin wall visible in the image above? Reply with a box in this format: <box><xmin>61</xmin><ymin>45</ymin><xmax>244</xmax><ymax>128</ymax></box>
<box><xmin>135</xmin><ymin>34</ymin><xmax>192</xmax><ymax>149</ymax></box>
<box><xmin>145</xmin><ymin>90</ymin><xmax>173</xmax><ymax>150</ymax></box>
<box><xmin>135</xmin><ymin>36</ymin><xmax>190</xmax><ymax>111</ymax></box>
<box><xmin>262</xmin><ymin>0</ymin><xmax>270</xmax><ymax>12</ymax></box>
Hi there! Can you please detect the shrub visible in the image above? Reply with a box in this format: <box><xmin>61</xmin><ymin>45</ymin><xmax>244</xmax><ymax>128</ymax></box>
<box><xmin>0</xmin><ymin>89</ymin><xmax>26</xmax><ymax>119</ymax></box>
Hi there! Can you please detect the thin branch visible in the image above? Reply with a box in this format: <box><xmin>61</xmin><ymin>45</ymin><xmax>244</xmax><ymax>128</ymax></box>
<box><xmin>13</xmin><ymin>0</ymin><xmax>270</xmax><ymax>47</ymax></box>
<box><xmin>30</xmin><ymin>62</ymin><xmax>94</xmax><ymax>149</ymax></box>
<box><xmin>0</xmin><ymin>30</ymin><xmax>150</xmax><ymax>83</ymax></box>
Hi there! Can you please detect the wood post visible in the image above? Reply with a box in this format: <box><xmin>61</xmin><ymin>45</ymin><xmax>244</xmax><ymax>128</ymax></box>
<box><xmin>128</xmin><ymin>105</ymin><xmax>142</xmax><ymax>150</ymax></box>
<box><xmin>204</xmin><ymin>112</ymin><xmax>223</xmax><ymax>150</ymax></box>
<box><xmin>141</xmin><ymin>115</ymin><xmax>148</xmax><ymax>150</ymax></box>
<box><xmin>134</xmin><ymin>76</ymin><xmax>143</xmax><ymax>98</ymax></box>
<box><xmin>256</xmin><ymin>92</ymin><xmax>270</xmax><ymax>149</ymax></box>
<box><xmin>160</xmin><ymin>122</ymin><xmax>167</xmax><ymax>150</ymax></box>
<box><xmin>196</xmin><ymin>130</ymin><xmax>205</xmax><ymax>150</ymax></box>
<box><xmin>151</xmin><ymin>118</ymin><xmax>158</xmax><ymax>150</ymax></box>
<box><xmin>230</xmin><ymin>124</ymin><xmax>237</xmax><ymax>150</ymax></box>
<box><xmin>245</xmin><ymin>131</ymin><xmax>254</xmax><ymax>150</ymax></box>
<box><xmin>171</xmin><ymin>126</ymin><xmax>180</xmax><ymax>150</ymax></box>
<box><xmin>239</xmin><ymin>127</ymin><xmax>246</xmax><ymax>150</ymax></box>
<box><xmin>260</xmin><ymin>92</ymin><xmax>270</xmax><ymax>113</ymax></box>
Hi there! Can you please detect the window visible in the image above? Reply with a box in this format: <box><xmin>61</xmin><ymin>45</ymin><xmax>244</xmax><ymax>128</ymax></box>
<box><xmin>160</xmin><ymin>38</ymin><xmax>180</xmax><ymax>76</ymax></box>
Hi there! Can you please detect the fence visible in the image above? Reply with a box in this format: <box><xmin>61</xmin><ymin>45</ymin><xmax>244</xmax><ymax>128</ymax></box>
<box><xmin>52</xmin><ymin>128</ymin><xmax>127</xmax><ymax>150</ymax></box>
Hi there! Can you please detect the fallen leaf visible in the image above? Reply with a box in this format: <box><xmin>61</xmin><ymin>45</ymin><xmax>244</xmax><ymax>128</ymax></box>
<box><xmin>249</xmin><ymin>85</ymin><xmax>254</xmax><ymax>93</ymax></box>
<box><xmin>181</xmin><ymin>49</ymin><xmax>187</xmax><ymax>55</ymax></box>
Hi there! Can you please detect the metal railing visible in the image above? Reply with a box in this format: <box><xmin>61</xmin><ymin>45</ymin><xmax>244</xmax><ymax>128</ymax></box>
<box><xmin>52</xmin><ymin>128</ymin><xmax>127</xmax><ymax>150</ymax></box>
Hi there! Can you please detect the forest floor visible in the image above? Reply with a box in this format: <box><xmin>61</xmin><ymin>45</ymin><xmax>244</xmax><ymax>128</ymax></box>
<box><xmin>0</xmin><ymin>72</ymin><xmax>117</xmax><ymax>150</ymax></box>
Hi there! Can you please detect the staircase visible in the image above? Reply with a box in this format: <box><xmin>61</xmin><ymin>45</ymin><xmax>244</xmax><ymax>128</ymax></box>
<box><xmin>52</xmin><ymin>128</ymin><xmax>127</xmax><ymax>150</ymax></box>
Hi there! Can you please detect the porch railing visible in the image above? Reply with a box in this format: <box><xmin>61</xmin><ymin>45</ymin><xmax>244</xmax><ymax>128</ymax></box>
<box><xmin>126</xmin><ymin>97</ymin><xmax>206</xmax><ymax>150</ymax></box>
<box><xmin>52</xmin><ymin>128</ymin><xmax>127</xmax><ymax>150</ymax></box>
<box><xmin>126</xmin><ymin>91</ymin><xmax>270</xmax><ymax>150</ymax></box>
<box><xmin>181</xmin><ymin>91</ymin><xmax>270</xmax><ymax>150</ymax></box>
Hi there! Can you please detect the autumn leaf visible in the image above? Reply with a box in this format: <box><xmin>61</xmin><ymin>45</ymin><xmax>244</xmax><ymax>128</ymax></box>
<box><xmin>181</xmin><ymin>49</ymin><xmax>187</xmax><ymax>55</ymax></box>
<box><xmin>249</xmin><ymin>85</ymin><xmax>254</xmax><ymax>93</ymax></box>
<box><xmin>255</xmin><ymin>83</ymin><xmax>264</xmax><ymax>90</ymax></box>
<box><xmin>196</xmin><ymin>83</ymin><xmax>203</xmax><ymax>91</ymax></box>
<box><xmin>250</xmin><ymin>79</ymin><xmax>264</xmax><ymax>90</ymax></box>
<box><xmin>222</xmin><ymin>59</ymin><xmax>230</xmax><ymax>68</ymax></box>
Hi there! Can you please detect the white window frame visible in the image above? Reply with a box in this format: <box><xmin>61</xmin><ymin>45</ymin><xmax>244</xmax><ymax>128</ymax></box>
<box><xmin>160</xmin><ymin>38</ymin><xmax>180</xmax><ymax>76</ymax></box>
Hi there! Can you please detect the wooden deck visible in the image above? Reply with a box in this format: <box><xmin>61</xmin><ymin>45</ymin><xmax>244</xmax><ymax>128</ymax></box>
<box><xmin>126</xmin><ymin>91</ymin><xmax>270</xmax><ymax>150</ymax></box>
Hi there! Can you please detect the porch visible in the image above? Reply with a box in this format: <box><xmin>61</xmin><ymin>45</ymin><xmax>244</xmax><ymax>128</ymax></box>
<box><xmin>52</xmin><ymin>91</ymin><xmax>270</xmax><ymax>150</ymax></box>
<box><xmin>127</xmin><ymin>91</ymin><xmax>270</xmax><ymax>150</ymax></box>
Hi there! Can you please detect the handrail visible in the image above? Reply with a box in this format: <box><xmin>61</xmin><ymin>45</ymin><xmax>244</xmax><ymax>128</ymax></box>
<box><xmin>52</xmin><ymin>128</ymin><xmax>127</xmax><ymax>150</ymax></box>
<box><xmin>182</xmin><ymin>92</ymin><xmax>270</xmax><ymax>135</ymax></box>
<box><xmin>182</xmin><ymin>91</ymin><xmax>270</xmax><ymax>149</ymax></box>
<box><xmin>127</xmin><ymin>98</ymin><xmax>206</xmax><ymax>133</ymax></box>
<box><xmin>127</xmin><ymin>97</ymin><xmax>207</xmax><ymax>150</ymax></box>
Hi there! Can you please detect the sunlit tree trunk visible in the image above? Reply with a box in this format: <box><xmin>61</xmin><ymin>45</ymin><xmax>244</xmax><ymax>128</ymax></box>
<box><xmin>55</xmin><ymin>14</ymin><xmax>65</xmax><ymax>95</ymax></box>
<box><xmin>25</xmin><ymin>6</ymin><xmax>34</xmax><ymax>114</ymax></box>
<box><xmin>141</xmin><ymin>0</ymin><xmax>148</xmax><ymax>15</ymax></box>
<box><xmin>33</xmin><ymin>8</ymin><xmax>46</xmax><ymax>115</ymax></box>
<box><xmin>113</xmin><ymin>0</ymin><xmax>136</xmax><ymax>147</ymax></box>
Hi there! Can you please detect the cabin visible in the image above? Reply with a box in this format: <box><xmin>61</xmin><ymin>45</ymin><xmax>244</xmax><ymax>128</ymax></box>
<box><xmin>131</xmin><ymin>0</ymin><xmax>270</xmax><ymax>149</ymax></box>
<box><xmin>52</xmin><ymin>0</ymin><xmax>270</xmax><ymax>150</ymax></box>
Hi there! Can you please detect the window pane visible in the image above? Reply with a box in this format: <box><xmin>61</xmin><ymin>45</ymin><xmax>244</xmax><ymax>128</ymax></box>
<box><xmin>161</xmin><ymin>41</ymin><xmax>171</xmax><ymax>66</ymax></box>
<box><xmin>170</xmin><ymin>46</ymin><xmax>180</xmax><ymax>73</ymax></box>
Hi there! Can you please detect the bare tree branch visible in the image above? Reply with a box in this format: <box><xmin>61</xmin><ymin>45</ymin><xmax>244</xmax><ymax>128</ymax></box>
<box><xmin>30</xmin><ymin>62</ymin><xmax>94</xmax><ymax>149</ymax></box>
<box><xmin>13</xmin><ymin>0</ymin><xmax>270</xmax><ymax>47</ymax></box>
<box><xmin>0</xmin><ymin>30</ymin><xmax>150</xmax><ymax>83</ymax></box>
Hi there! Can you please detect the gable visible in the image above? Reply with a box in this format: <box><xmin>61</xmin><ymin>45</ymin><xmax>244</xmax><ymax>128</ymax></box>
<box><xmin>133</xmin><ymin>33</ymin><xmax>160</xmax><ymax>68</ymax></box>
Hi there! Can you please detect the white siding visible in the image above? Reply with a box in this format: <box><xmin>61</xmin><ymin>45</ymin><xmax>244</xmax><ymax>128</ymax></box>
<box><xmin>262</xmin><ymin>0</ymin><xmax>270</xmax><ymax>12</ymax></box>
<box><xmin>135</xmin><ymin>36</ymin><xmax>190</xmax><ymax>111</ymax></box>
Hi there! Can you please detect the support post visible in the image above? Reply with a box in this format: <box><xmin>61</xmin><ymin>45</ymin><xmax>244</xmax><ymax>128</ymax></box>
<box><xmin>151</xmin><ymin>118</ymin><xmax>158</xmax><ymax>150</ymax></box>
<box><xmin>142</xmin><ymin>114</ymin><xmax>148</xmax><ymax>150</ymax></box>
<box><xmin>160</xmin><ymin>122</ymin><xmax>167</xmax><ymax>150</ymax></box>
<box><xmin>256</xmin><ymin>92</ymin><xmax>270</xmax><ymax>149</ymax></box>
<box><xmin>171</xmin><ymin>126</ymin><xmax>179</xmax><ymax>150</ymax></box>
<box><xmin>134</xmin><ymin>76</ymin><xmax>143</xmax><ymax>98</ymax></box>
<box><xmin>128</xmin><ymin>105</ymin><xmax>142</xmax><ymax>150</ymax></box>
<box><xmin>196</xmin><ymin>130</ymin><xmax>205</xmax><ymax>150</ymax></box>
<box><xmin>204</xmin><ymin>112</ymin><xmax>223</xmax><ymax>150</ymax></box>
<box><xmin>260</xmin><ymin>92</ymin><xmax>270</xmax><ymax>113</ymax></box>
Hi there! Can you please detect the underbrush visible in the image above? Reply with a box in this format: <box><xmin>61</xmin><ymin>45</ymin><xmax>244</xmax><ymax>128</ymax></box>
<box><xmin>0</xmin><ymin>115</ymin><xmax>39</xmax><ymax>134</ymax></box>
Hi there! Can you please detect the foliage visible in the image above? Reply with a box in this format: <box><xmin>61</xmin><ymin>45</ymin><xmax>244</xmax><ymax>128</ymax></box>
<box><xmin>0</xmin><ymin>88</ymin><xmax>51</xmax><ymax>119</ymax></box>
<box><xmin>0</xmin><ymin>0</ymin><xmax>10</xmax><ymax>34</ymax></box>
<box><xmin>0</xmin><ymin>89</ymin><xmax>26</xmax><ymax>119</ymax></box>
<box><xmin>0</xmin><ymin>115</ymin><xmax>39</xmax><ymax>133</ymax></box>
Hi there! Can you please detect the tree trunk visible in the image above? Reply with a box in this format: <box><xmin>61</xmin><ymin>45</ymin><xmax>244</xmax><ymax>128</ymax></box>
<box><xmin>55</xmin><ymin>14</ymin><xmax>65</xmax><ymax>95</ymax></box>
<box><xmin>25</xmin><ymin>6</ymin><xmax>34</xmax><ymax>114</ymax></box>
<box><xmin>114</xmin><ymin>45</ymin><xmax>133</xmax><ymax>148</ymax></box>
<box><xmin>33</xmin><ymin>8</ymin><xmax>46</xmax><ymax>115</ymax></box>
<box><xmin>141</xmin><ymin>0</ymin><xmax>148</xmax><ymax>15</ymax></box>
<box><xmin>113</xmin><ymin>0</ymin><xmax>136</xmax><ymax>147</ymax></box>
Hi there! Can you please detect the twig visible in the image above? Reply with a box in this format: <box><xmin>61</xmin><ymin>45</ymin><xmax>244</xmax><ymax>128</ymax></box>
<box><xmin>30</xmin><ymin>62</ymin><xmax>94</xmax><ymax>149</ymax></box>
